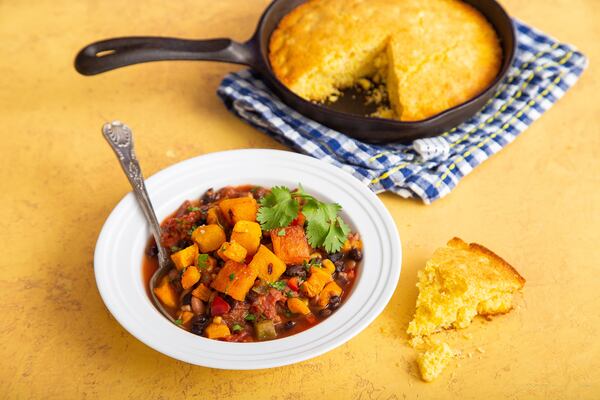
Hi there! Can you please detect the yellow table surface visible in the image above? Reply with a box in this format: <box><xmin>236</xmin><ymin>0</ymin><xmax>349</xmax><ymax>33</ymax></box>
<box><xmin>1</xmin><ymin>0</ymin><xmax>599</xmax><ymax>398</ymax></box>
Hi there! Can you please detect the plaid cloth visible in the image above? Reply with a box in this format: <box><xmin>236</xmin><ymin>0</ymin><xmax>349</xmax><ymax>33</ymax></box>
<box><xmin>217</xmin><ymin>20</ymin><xmax>587</xmax><ymax>204</ymax></box>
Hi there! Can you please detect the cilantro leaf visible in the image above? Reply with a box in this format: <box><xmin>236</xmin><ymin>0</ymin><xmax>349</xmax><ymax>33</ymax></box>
<box><xmin>323</xmin><ymin>203</ymin><xmax>342</xmax><ymax>220</ymax></box>
<box><xmin>245</xmin><ymin>313</ymin><xmax>256</xmax><ymax>321</ymax></box>
<box><xmin>300</xmin><ymin>197</ymin><xmax>320</xmax><ymax>220</ymax></box>
<box><xmin>257</xmin><ymin>186</ymin><xmax>299</xmax><ymax>230</ymax></box>
<box><xmin>257</xmin><ymin>184</ymin><xmax>352</xmax><ymax>253</ymax></box>
<box><xmin>277</xmin><ymin>228</ymin><xmax>286</xmax><ymax>236</ymax></box>
<box><xmin>305</xmin><ymin>209</ymin><xmax>329</xmax><ymax>249</ymax></box>
<box><xmin>322</xmin><ymin>216</ymin><xmax>350</xmax><ymax>253</ymax></box>
<box><xmin>174</xmin><ymin>318</ymin><xmax>183</xmax><ymax>325</ymax></box>
<box><xmin>292</xmin><ymin>184</ymin><xmax>316</xmax><ymax>201</ymax></box>
<box><xmin>304</xmin><ymin>202</ymin><xmax>348</xmax><ymax>253</ymax></box>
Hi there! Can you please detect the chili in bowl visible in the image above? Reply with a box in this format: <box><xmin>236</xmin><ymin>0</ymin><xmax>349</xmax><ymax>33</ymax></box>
<box><xmin>94</xmin><ymin>149</ymin><xmax>401</xmax><ymax>368</ymax></box>
<box><xmin>145</xmin><ymin>184</ymin><xmax>362</xmax><ymax>342</ymax></box>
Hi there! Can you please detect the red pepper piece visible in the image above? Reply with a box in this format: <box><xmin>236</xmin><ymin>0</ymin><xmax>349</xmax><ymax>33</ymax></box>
<box><xmin>291</xmin><ymin>211</ymin><xmax>305</xmax><ymax>226</ymax></box>
<box><xmin>211</xmin><ymin>295</ymin><xmax>231</xmax><ymax>316</ymax></box>
<box><xmin>287</xmin><ymin>277</ymin><xmax>299</xmax><ymax>292</ymax></box>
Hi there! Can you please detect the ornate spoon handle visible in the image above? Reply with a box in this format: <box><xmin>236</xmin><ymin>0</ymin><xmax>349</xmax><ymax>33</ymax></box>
<box><xmin>101</xmin><ymin>121</ymin><xmax>170</xmax><ymax>267</ymax></box>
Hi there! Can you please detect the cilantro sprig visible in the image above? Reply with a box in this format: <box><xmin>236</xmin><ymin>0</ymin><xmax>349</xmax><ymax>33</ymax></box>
<box><xmin>257</xmin><ymin>185</ymin><xmax>350</xmax><ymax>253</ymax></box>
<box><xmin>257</xmin><ymin>186</ymin><xmax>299</xmax><ymax>230</ymax></box>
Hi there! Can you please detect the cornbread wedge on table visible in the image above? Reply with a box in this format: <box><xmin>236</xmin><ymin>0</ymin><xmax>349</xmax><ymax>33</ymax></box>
<box><xmin>408</xmin><ymin>238</ymin><xmax>525</xmax><ymax>381</ymax></box>
<box><xmin>408</xmin><ymin>237</ymin><xmax>525</xmax><ymax>338</ymax></box>
<box><xmin>269</xmin><ymin>0</ymin><xmax>502</xmax><ymax>121</ymax></box>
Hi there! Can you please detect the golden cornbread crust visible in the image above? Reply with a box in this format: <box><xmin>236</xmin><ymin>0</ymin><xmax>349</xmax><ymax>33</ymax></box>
<box><xmin>447</xmin><ymin>237</ymin><xmax>526</xmax><ymax>293</ymax></box>
<box><xmin>268</xmin><ymin>0</ymin><xmax>502</xmax><ymax>121</ymax></box>
<box><xmin>407</xmin><ymin>237</ymin><xmax>525</xmax><ymax>338</ymax></box>
<box><xmin>408</xmin><ymin>237</ymin><xmax>525</xmax><ymax>381</ymax></box>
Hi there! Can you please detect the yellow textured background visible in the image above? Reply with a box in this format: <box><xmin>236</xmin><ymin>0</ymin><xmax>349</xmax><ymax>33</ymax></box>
<box><xmin>1</xmin><ymin>1</ymin><xmax>599</xmax><ymax>398</ymax></box>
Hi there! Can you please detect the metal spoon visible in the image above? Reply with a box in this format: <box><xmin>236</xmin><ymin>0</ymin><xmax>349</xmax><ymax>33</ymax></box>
<box><xmin>101</xmin><ymin>120</ymin><xmax>176</xmax><ymax>323</ymax></box>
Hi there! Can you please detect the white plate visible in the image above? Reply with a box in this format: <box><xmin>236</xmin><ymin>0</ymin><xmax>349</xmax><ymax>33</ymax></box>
<box><xmin>94</xmin><ymin>149</ymin><xmax>401</xmax><ymax>369</ymax></box>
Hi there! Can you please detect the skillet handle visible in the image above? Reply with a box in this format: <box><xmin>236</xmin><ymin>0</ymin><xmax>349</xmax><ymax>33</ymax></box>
<box><xmin>74</xmin><ymin>37</ymin><xmax>256</xmax><ymax>75</ymax></box>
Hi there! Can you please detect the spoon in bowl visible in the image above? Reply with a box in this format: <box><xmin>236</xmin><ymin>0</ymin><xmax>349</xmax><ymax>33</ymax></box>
<box><xmin>101</xmin><ymin>120</ymin><xmax>176</xmax><ymax>323</ymax></box>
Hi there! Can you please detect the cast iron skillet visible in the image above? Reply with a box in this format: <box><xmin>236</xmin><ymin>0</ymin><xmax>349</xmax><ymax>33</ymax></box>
<box><xmin>75</xmin><ymin>0</ymin><xmax>515</xmax><ymax>143</ymax></box>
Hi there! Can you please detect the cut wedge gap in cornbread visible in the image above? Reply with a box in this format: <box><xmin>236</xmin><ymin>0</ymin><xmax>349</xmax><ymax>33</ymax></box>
<box><xmin>288</xmin><ymin>37</ymin><xmax>391</xmax><ymax>104</ymax></box>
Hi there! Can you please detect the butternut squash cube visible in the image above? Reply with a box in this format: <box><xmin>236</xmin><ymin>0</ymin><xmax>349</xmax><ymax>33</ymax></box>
<box><xmin>217</xmin><ymin>241</ymin><xmax>248</xmax><ymax>263</ymax></box>
<box><xmin>249</xmin><ymin>245</ymin><xmax>287</xmax><ymax>283</ymax></box>
<box><xmin>270</xmin><ymin>225</ymin><xmax>311</xmax><ymax>264</ymax></box>
<box><xmin>170</xmin><ymin>244</ymin><xmax>198</xmax><ymax>271</ymax></box>
<box><xmin>317</xmin><ymin>281</ymin><xmax>343</xmax><ymax>308</ymax></box>
<box><xmin>153</xmin><ymin>276</ymin><xmax>178</xmax><ymax>309</ymax></box>
<box><xmin>206</xmin><ymin>206</ymin><xmax>225</xmax><ymax>226</ymax></box>
<box><xmin>211</xmin><ymin>260</ymin><xmax>258</xmax><ymax>301</ymax></box>
<box><xmin>301</xmin><ymin>266</ymin><xmax>333</xmax><ymax>298</ymax></box>
<box><xmin>219</xmin><ymin>197</ymin><xmax>258</xmax><ymax>224</ymax></box>
<box><xmin>191</xmin><ymin>283</ymin><xmax>212</xmax><ymax>302</ymax></box>
<box><xmin>204</xmin><ymin>322</ymin><xmax>231</xmax><ymax>339</ymax></box>
<box><xmin>177</xmin><ymin>310</ymin><xmax>195</xmax><ymax>325</ymax></box>
<box><xmin>321</xmin><ymin>259</ymin><xmax>336</xmax><ymax>275</ymax></box>
<box><xmin>181</xmin><ymin>266</ymin><xmax>200</xmax><ymax>289</ymax></box>
<box><xmin>191</xmin><ymin>224</ymin><xmax>226</xmax><ymax>253</ymax></box>
<box><xmin>342</xmin><ymin>233</ymin><xmax>363</xmax><ymax>252</ymax></box>
<box><xmin>287</xmin><ymin>297</ymin><xmax>311</xmax><ymax>315</ymax></box>
<box><xmin>231</xmin><ymin>221</ymin><xmax>262</xmax><ymax>256</ymax></box>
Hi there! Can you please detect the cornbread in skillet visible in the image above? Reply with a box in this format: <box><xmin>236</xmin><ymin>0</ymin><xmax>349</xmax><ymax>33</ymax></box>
<box><xmin>407</xmin><ymin>237</ymin><xmax>525</xmax><ymax>338</ymax></box>
<box><xmin>268</xmin><ymin>0</ymin><xmax>502</xmax><ymax>121</ymax></box>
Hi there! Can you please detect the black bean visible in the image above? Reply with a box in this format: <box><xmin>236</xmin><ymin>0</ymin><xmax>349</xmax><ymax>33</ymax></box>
<box><xmin>319</xmin><ymin>309</ymin><xmax>332</xmax><ymax>317</ymax></box>
<box><xmin>190</xmin><ymin>315</ymin><xmax>210</xmax><ymax>336</ymax></box>
<box><xmin>194</xmin><ymin>216</ymin><xmax>207</xmax><ymax>227</ymax></box>
<box><xmin>284</xmin><ymin>320</ymin><xmax>296</xmax><ymax>330</ymax></box>
<box><xmin>334</xmin><ymin>260</ymin><xmax>345</xmax><ymax>272</ymax></box>
<box><xmin>328</xmin><ymin>295</ymin><xmax>341</xmax><ymax>310</ymax></box>
<box><xmin>252</xmin><ymin>187</ymin><xmax>268</xmax><ymax>200</ymax></box>
<box><xmin>146</xmin><ymin>244</ymin><xmax>158</xmax><ymax>257</ymax></box>
<box><xmin>349</xmin><ymin>248</ymin><xmax>363</xmax><ymax>261</ymax></box>
<box><xmin>328</xmin><ymin>252</ymin><xmax>344</xmax><ymax>263</ymax></box>
<box><xmin>283</xmin><ymin>265</ymin><xmax>308</xmax><ymax>279</ymax></box>
<box><xmin>200</xmin><ymin>188</ymin><xmax>217</xmax><ymax>204</ymax></box>
<box><xmin>182</xmin><ymin>293</ymin><xmax>192</xmax><ymax>305</ymax></box>
<box><xmin>177</xmin><ymin>239</ymin><xmax>193</xmax><ymax>249</ymax></box>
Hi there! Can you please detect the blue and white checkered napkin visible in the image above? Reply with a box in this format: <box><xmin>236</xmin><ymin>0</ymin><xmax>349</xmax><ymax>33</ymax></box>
<box><xmin>217</xmin><ymin>20</ymin><xmax>587</xmax><ymax>204</ymax></box>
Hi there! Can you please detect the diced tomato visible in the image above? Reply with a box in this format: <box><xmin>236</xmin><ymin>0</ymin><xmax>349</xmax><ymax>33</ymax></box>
<box><xmin>211</xmin><ymin>296</ymin><xmax>231</xmax><ymax>316</ymax></box>
<box><xmin>287</xmin><ymin>277</ymin><xmax>299</xmax><ymax>292</ymax></box>
<box><xmin>291</xmin><ymin>211</ymin><xmax>305</xmax><ymax>226</ymax></box>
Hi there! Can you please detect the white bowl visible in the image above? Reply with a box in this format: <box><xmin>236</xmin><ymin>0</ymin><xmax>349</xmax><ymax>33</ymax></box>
<box><xmin>94</xmin><ymin>149</ymin><xmax>401</xmax><ymax>369</ymax></box>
